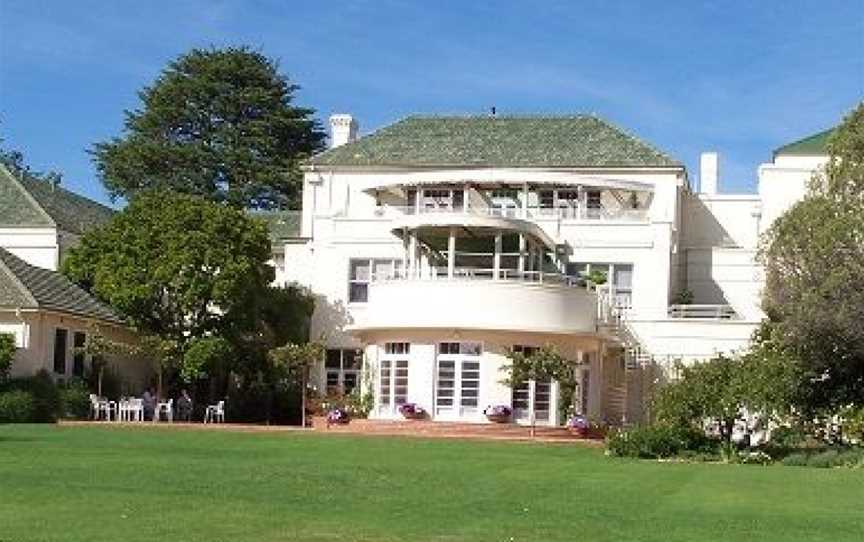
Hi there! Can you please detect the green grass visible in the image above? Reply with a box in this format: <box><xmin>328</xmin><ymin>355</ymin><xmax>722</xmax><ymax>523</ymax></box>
<box><xmin>0</xmin><ymin>425</ymin><xmax>862</xmax><ymax>542</ymax></box>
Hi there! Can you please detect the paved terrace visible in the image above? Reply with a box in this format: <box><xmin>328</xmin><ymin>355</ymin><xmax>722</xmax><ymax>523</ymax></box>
<box><xmin>61</xmin><ymin>419</ymin><xmax>604</xmax><ymax>445</ymax></box>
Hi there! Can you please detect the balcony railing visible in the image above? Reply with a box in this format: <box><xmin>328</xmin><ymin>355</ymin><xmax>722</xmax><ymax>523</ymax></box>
<box><xmin>668</xmin><ymin>304</ymin><xmax>738</xmax><ymax>320</ymax></box>
<box><xmin>379</xmin><ymin>204</ymin><xmax>648</xmax><ymax>222</ymax></box>
<box><xmin>371</xmin><ymin>266</ymin><xmax>584</xmax><ymax>288</ymax></box>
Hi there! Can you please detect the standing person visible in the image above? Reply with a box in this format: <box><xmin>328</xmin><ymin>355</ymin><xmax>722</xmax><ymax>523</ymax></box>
<box><xmin>142</xmin><ymin>388</ymin><xmax>156</xmax><ymax>421</ymax></box>
<box><xmin>177</xmin><ymin>389</ymin><xmax>193</xmax><ymax>422</ymax></box>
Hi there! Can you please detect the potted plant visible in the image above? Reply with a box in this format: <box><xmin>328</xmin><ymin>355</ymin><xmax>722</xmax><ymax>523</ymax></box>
<box><xmin>398</xmin><ymin>402</ymin><xmax>426</xmax><ymax>420</ymax></box>
<box><xmin>566</xmin><ymin>414</ymin><xmax>590</xmax><ymax>437</ymax></box>
<box><xmin>484</xmin><ymin>405</ymin><xmax>512</xmax><ymax>423</ymax></box>
<box><xmin>325</xmin><ymin>407</ymin><xmax>350</xmax><ymax>427</ymax></box>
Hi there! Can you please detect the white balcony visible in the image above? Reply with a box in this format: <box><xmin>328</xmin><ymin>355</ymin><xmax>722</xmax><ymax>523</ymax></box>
<box><xmin>349</xmin><ymin>270</ymin><xmax>598</xmax><ymax>335</ymax></box>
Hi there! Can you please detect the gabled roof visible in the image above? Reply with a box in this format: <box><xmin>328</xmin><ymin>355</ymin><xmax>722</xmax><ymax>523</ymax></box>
<box><xmin>774</xmin><ymin>128</ymin><xmax>834</xmax><ymax>157</ymax></box>
<box><xmin>308</xmin><ymin>115</ymin><xmax>681</xmax><ymax>169</ymax></box>
<box><xmin>0</xmin><ymin>164</ymin><xmax>115</xmax><ymax>234</ymax></box>
<box><xmin>251</xmin><ymin>210</ymin><xmax>303</xmax><ymax>242</ymax></box>
<box><xmin>0</xmin><ymin>248</ymin><xmax>123</xmax><ymax>324</ymax></box>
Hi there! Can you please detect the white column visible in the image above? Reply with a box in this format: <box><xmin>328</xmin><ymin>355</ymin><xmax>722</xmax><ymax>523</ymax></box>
<box><xmin>402</xmin><ymin>228</ymin><xmax>409</xmax><ymax>278</ymax></box>
<box><xmin>408</xmin><ymin>233</ymin><xmax>418</xmax><ymax>278</ymax></box>
<box><xmin>414</xmin><ymin>187</ymin><xmax>421</xmax><ymax>214</ymax></box>
<box><xmin>447</xmin><ymin>227</ymin><xmax>456</xmax><ymax>279</ymax></box>
<box><xmin>522</xmin><ymin>182</ymin><xmax>529</xmax><ymax>219</ymax></box>
<box><xmin>518</xmin><ymin>234</ymin><xmax>526</xmax><ymax>276</ymax></box>
<box><xmin>493</xmin><ymin>233</ymin><xmax>502</xmax><ymax>279</ymax></box>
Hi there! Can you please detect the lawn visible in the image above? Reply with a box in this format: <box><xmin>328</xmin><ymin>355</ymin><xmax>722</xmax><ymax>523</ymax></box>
<box><xmin>0</xmin><ymin>425</ymin><xmax>862</xmax><ymax>542</ymax></box>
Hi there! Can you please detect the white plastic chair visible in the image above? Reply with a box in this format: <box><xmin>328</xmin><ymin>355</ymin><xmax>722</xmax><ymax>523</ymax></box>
<box><xmin>99</xmin><ymin>400</ymin><xmax>117</xmax><ymax>421</ymax></box>
<box><xmin>117</xmin><ymin>398</ymin><xmax>129</xmax><ymax>422</ymax></box>
<box><xmin>153</xmin><ymin>399</ymin><xmax>173</xmax><ymax>423</ymax></box>
<box><xmin>128</xmin><ymin>398</ymin><xmax>143</xmax><ymax>422</ymax></box>
<box><xmin>204</xmin><ymin>401</ymin><xmax>225</xmax><ymax>424</ymax></box>
<box><xmin>89</xmin><ymin>394</ymin><xmax>100</xmax><ymax>420</ymax></box>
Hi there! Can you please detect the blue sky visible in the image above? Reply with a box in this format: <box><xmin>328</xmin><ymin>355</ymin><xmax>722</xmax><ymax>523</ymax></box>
<box><xmin>1</xmin><ymin>1</ymin><xmax>862</xmax><ymax>204</ymax></box>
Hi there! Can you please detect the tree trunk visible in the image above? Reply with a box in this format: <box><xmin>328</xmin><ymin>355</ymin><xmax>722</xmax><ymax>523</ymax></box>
<box><xmin>301</xmin><ymin>368</ymin><xmax>307</xmax><ymax>429</ymax></box>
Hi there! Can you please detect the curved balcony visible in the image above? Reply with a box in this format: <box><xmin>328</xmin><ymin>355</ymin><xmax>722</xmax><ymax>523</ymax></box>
<box><xmin>349</xmin><ymin>271</ymin><xmax>598</xmax><ymax>335</ymax></box>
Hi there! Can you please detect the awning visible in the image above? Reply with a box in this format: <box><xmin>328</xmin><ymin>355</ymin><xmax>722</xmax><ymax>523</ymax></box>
<box><xmin>365</xmin><ymin>171</ymin><xmax>655</xmax><ymax>193</ymax></box>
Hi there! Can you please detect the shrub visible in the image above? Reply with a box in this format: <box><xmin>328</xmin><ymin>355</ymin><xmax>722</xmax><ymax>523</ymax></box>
<box><xmin>606</xmin><ymin>425</ymin><xmax>719</xmax><ymax>459</ymax></box>
<box><xmin>5</xmin><ymin>369</ymin><xmax>61</xmax><ymax>423</ymax></box>
<box><xmin>807</xmin><ymin>450</ymin><xmax>840</xmax><ymax>468</ymax></box>
<box><xmin>60</xmin><ymin>379</ymin><xmax>92</xmax><ymax>419</ymax></box>
<box><xmin>0</xmin><ymin>390</ymin><xmax>35</xmax><ymax>422</ymax></box>
<box><xmin>781</xmin><ymin>452</ymin><xmax>810</xmax><ymax>467</ymax></box>
<box><xmin>0</xmin><ymin>332</ymin><xmax>15</xmax><ymax>382</ymax></box>
<box><xmin>770</xmin><ymin>425</ymin><xmax>808</xmax><ymax>448</ymax></box>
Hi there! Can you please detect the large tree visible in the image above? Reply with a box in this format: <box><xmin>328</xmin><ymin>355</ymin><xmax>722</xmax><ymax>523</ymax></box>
<box><xmin>760</xmin><ymin>102</ymin><xmax>864</xmax><ymax>411</ymax></box>
<box><xmin>92</xmin><ymin>47</ymin><xmax>326</xmax><ymax>209</ymax></box>
<box><xmin>63</xmin><ymin>190</ymin><xmax>274</xmax><ymax>347</ymax></box>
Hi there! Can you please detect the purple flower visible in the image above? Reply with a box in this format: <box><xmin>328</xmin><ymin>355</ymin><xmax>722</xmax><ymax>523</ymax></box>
<box><xmin>567</xmin><ymin>415</ymin><xmax>589</xmax><ymax>430</ymax></box>
<box><xmin>484</xmin><ymin>405</ymin><xmax>512</xmax><ymax>417</ymax></box>
<box><xmin>326</xmin><ymin>408</ymin><xmax>350</xmax><ymax>424</ymax></box>
<box><xmin>398</xmin><ymin>403</ymin><xmax>425</xmax><ymax>417</ymax></box>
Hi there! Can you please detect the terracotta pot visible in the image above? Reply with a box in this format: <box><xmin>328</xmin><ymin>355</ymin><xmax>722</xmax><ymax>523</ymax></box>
<box><xmin>568</xmin><ymin>426</ymin><xmax>589</xmax><ymax>438</ymax></box>
<box><xmin>486</xmin><ymin>414</ymin><xmax>511</xmax><ymax>424</ymax></box>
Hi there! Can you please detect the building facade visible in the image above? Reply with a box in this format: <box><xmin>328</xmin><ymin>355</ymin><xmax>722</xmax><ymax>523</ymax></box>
<box><xmin>275</xmin><ymin>114</ymin><xmax>827</xmax><ymax>426</ymax></box>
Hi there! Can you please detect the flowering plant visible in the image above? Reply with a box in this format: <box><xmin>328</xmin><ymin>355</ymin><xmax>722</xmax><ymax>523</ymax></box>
<box><xmin>398</xmin><ymin>402</ymin><xmax>426</xmax><ymax>419</ymax></box>
<box><xmin>567</xmin><ymin>415</ymin><xmax>590</xmax><ymax>432</ymax></box>
<box><xmin>326</xmin><ymin>407</ymin><xmax>350</xmax><ymax>425</ymax></box>
<box><xmin>483</xmin><ymin>405</ymin><xmax>513</xmax><ymax>419</ymax></box>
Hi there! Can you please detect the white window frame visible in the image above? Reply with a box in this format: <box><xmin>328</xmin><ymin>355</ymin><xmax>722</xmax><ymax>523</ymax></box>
<box><xmin>378</xmin><ymin>342</ymin><xmax>410</xmax><ymax>415</ymax></box>
<box><xmin>348</xmin><ymin>258</ymin><xmax>404</xmax><ymax>304</ymax></box>
<box><xmin>434</xmin><ymin>342</ymin><xmax>483</xmax><ymax>420</ymax></box>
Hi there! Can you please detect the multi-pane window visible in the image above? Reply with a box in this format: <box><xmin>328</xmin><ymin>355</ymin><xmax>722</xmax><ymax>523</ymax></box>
<box><xmin>348</xmin><ymin>258</ymin><xmax>404</xmax><ymax>303</ymax></box>
<box><xmin>435</xmin><ymin>342</ymin><xmax>482</xmax><ymax>417</ymax></box>
<box><xmin>325</xmin><ymin>348</ymin><xmax>362</xmax><ymax>395</ymax></box>
<box><xmin>379</xmin><ymin>342</ymin><xmax>410</xmax><ymax>414</ymax></box>
<box><xmin>53</xmin><ymin>328</ymin><xmax>68</xmax><ymax>375</ymax></box>
<box><xmin>567</xmin><ymin>262</ymin><xmax>634</xmax><ymax>307</ymax></box>
<box><xmin>72</xmin><ymin>332</ymin><xmax>86</xmax><ymax>377</ymax></box>
<box><xmin>421</xmin><ymin>188</ymin><xmax>463</xmax><ymax>210</ymax></box>
<box><xmin>511</xmin><ymin>344</ymin><xmax>550</xmax><ymax>422</ymax></box>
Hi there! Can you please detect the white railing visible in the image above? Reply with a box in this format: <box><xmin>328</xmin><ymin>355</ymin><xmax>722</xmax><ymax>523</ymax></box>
<box><xmin>371</xmin><ymin>266</ymin><xmax>583</xmax><ymax>288</ymax></box>
<box><xmin>380</xmin><ymin>204</ymin><xmax>648</xmax><ymax>222</ymax></box>
<box><xmin>668</xmin><ymin>304</ymin><xmax>738</xmax><ymax>320</ymax></box>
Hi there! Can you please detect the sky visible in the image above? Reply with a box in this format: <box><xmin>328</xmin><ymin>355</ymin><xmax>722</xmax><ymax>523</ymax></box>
<box><xmin>1</xmin><ymin>1</ymin><xmax>862</xmax><ymax>205</ymax></box>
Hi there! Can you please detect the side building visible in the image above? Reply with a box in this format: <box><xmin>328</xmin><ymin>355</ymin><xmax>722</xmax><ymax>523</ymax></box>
<box><xmin>0</xmin><ymin>164</ymin><xmax>142</xmax><ymax>385</ymax></box>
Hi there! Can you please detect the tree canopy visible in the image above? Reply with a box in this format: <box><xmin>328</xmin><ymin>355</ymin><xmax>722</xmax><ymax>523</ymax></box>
<box><xmin>63</xmin><ymin>190</ymin><xmax>274</xmax><ymax>344</ymax></box>
<box><xmin>759</xmin><ymin>102</ymin><xmax>864</xmax><ymax>410</ymax></box>
<box><xmin>92</xmin><ymin>47</ymin><xmax>326</xmax><ymax>209</ymax></box>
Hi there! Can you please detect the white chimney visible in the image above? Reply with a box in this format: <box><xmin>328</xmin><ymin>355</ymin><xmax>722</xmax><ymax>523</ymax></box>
<box><xmin>329</xmin><ymin>114</ymin><xmax>358</xmax><ymax>148</ymax></box>
<box><xmin>700</xmin><ymin>152</ymin><xmax>719</xmax><ymax>195</ymax></box>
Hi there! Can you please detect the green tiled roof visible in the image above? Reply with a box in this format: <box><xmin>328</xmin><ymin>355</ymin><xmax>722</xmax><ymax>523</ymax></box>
<box><xmin>252</xmin><ymin>210</ymin><xmax>303</xmax><ymax>241</ymax></box>
<box><xmin>0</xmin><ymin>248</ymin><xmax>123</xmax><ymax>324</ymax></box>
<box><xmin>774</xmin><ymin>128</ymin><xmax>834</xmax><ymax>156</ymax></box>
<box><xmin>308</xmin><ymin>115</ymin><xmax>681</xmax><ymax>168</ymax></box>
<box><xmin>0</xmin><ymin>164</ymin><xmax>114</xmax><ymax>234</ymax></box>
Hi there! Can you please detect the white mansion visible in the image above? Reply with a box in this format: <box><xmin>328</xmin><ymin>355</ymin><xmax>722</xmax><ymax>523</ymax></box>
<box><xmin>272</xmin><ymin>114</ymin><xmax>830</xmax><ymax>426</ymax></box>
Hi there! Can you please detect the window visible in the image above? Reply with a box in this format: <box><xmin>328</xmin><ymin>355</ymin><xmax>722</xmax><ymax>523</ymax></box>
<box><xmin>566</xmin><ymin>262</ymin><xmax>634</xmax><ymax>306</ymax></box>
<box><xmin>379</xmin><ymin>342</ymin><xmax>410</xmax><ymax>414</ymax></box>
<box><xmin>421</xmin><ymin>188</ymin><xmax>463</xmax><ymax>210</ymax></box>
<box><xmin>511</xmin><ymin>344</ymin><xmax>550</xmax><ymax>422</ymax></box>
<box><xmin>73</xmin><ymin>332</ymin><xmax>86</xmax><ymax>377</ymax></box>
<box><xmin>384</xmin><ymin>342</ymin><xmax>410</xmax><ymax>355</ymax></box>
<box><xmin>586</xmin><ymin>190</ymin><xmax>602</xmax><ymax>209</ymax></box>
<box><xmin>348</xmin><ymin>258</ymin><xmax>403</xmax><ymax>303</ymax></box>
<box><xmin>539</xmin><ymin>190</ymin><xmax>554</xmax><ymax>209</ymax></box>
<box><xmin>53</xmin><ymin>328</ymin><xmax>68</xmax><ymax>375</ymax></box>
<box><xmin>325</xmin><ymin>348</ymin><xmax>362</xmax><ymax>395</ymax></box>
<box><xmin>512</xmin><ymin>344</ymin><xmax>538</xmax><ymax>356</ymax></box>
<box><xmin>435</xmin><ymin>342</ymin><xmax>483</xmax><ymax>418</ymax></box>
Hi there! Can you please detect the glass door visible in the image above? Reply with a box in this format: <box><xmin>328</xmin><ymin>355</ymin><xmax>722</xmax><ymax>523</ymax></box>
<box><xmin>378</xmin><ymin>343</ymin><xmax>410</xmax><ymax>416</ymax></box>
<box><xmin>434</xmin><ymin>342</ymin><xmax>482</xmax><ymax>420</ymax></box>
<box><xmin>512</xmin><ymin>380</ymin><xmax>552</xmax><ymax>424</ymax></box>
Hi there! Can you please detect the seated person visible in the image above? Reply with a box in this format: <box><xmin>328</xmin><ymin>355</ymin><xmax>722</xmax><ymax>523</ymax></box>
<box><xmin>177</xmin><ymin>389</ymin><xmax>193</xmax><ymax>422</ymax></box>
<box><xmin>142</xmin><ymin>388</ymin><xmax>156</xmax><ymax>421</ymax></box>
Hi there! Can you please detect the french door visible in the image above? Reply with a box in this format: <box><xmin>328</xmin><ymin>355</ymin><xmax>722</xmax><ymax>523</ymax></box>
<box><xmin>512</xmin><ymin>380</ymin><xmax>552</xmax><ymax>424</ymax></box>
<box><xmin>434</xmin><ymin>342</ymin><xmax>481</xmax><ymax>420</ymax></box>
<box><xmin>378</xmin><ymin>342</ymin><xmax>410</xmax><ymax>416</ymax></box>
